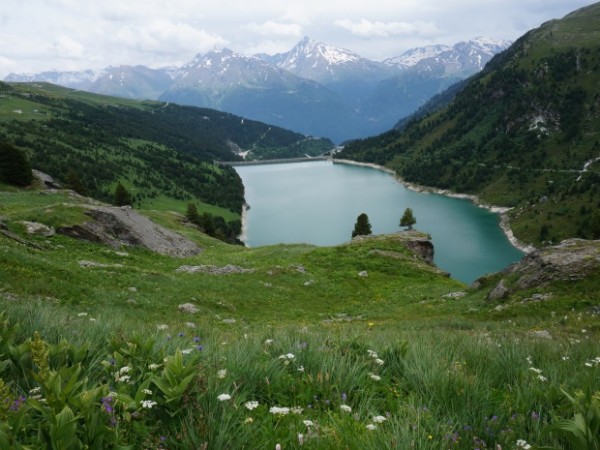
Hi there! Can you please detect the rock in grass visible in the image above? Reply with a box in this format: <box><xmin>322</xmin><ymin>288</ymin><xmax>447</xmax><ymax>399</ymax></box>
<box><xmin>178</xmin><ymin>303</ymin><xmax>199</xmax><ymax>314</ymax></box>
<box><xmin>487</xmin><ymin>279</ymin><xmax>509</xmax><ymax>301</ymax></box>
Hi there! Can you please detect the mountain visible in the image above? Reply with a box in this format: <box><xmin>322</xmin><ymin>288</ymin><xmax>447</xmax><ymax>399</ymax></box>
<box><xmin>159</xmin><ymin>48</ymin><xmax>360</xmax><ymax>143</ymax></box>
<box><xmin>338</xmin><ymin>3</ymin><xmax>600</xmax><ymax>246</ymax></box>
<box><xmin>5</xmin><ymin>37</ymin><xmax>510</xmax><ymax>143</ymax></box>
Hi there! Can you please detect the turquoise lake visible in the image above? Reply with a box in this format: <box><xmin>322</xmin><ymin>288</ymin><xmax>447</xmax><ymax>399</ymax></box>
<box><xmin>234</xmin><ymin>160</ymin><xmax>524</xmax><ymax>284</ymax></box>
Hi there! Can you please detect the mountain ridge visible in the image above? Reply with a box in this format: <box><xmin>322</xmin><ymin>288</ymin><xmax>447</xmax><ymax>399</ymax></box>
<box><xmin>5</xmin><ymin>37</ymin><xmax>510</xmax><ymax>143</ymax></box>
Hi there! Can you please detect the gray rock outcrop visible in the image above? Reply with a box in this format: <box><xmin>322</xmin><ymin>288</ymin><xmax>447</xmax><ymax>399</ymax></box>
<box><xmin>59</xmin><ymin>206</ymin><xmax>201</xmax><ymax>257</ymax></box>
<box><xmin>175</xmin><ymin>264</ymin><xmax>254</xmax><ymax>274</ymax></box>
<box><xmin>484</xmin><ymin>239</ymin><xmax>600</xmax><ymax>299</ymax></box>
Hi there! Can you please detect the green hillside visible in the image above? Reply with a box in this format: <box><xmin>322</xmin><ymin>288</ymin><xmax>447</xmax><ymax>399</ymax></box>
<box><xmin>0</xmin><ymin>82</ymin><xmax>333</xmax><ymax>214</ymax></box>
<box><xmin>339</xmin><ymin>3</ymin><xmax>600</xmax><ymax>247</ymax></box>
<box><xmin>1</xmin><ymin>180</ymin><xmax>599</xmax><ymax>449</ymax></box>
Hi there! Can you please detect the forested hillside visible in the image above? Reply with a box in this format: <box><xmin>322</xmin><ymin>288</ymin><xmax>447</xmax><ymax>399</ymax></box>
<box><xmin>339</xmin><ymin>3</ymin><xmax>600</xmax><ymax>246</ymax></box>
<box><xmin>0</xmin><ymin>82</ymin><xmax>332</xmax><ymax>213</ymax></box>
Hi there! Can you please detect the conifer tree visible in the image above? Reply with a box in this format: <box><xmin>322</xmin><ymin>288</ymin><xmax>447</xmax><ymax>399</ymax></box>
<box><xmin>400</xmin><ymin>208</ymin><xmax>416</xmax><ymax>230</ymax></box>
<box><xmin>65</xmin><ymin>169</ymin><xmax>88</xmax><ymax>196</ymax></box>
<box><xmin>352</xmin><ymin>213</ymin><xmax>372</xmax><ymax>238</ymax></box>
<box><xmin>0</xmin><ymin>141</ymin><xmax>33</xmax><ymax>187</ymax></box>
<box><xmin>114</xmin><ymin>183</ymin><xmax>132</xmax><ymax>206</ymax></box>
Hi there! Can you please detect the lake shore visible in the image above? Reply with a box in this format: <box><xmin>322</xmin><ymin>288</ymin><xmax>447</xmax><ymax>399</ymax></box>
<box><xmin>333</xmin><ymin>158</ymin><xmax>536</xmax><ymax>254</ymax></box>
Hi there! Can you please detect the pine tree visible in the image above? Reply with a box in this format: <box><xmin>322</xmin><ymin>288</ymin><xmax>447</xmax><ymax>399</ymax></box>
<box><xmin>186</xmin><ymin>203</ymin><xmax>200</xmax><ymax>224</ymax></box>
<box><xmin>400</xmin><ymin>208</ymin><xmax>416</xmax><ymax>230</ymax></box>
<box><xmin>0</xmin><ymin>141</ymin><xmax>33</xmax><ymax>187</ymax></box>
<box><xmin>114</xmin><ymin>183</ymin><xmax>132</xmax><ymax>206</ymax></box>
<box><xmin>65</xmin><ymin>169</ymin><xmax>88</xmax><ymax>196</ymax></box>
<box><xmin>352</xmin><ymin>213</ymin><xmax>372</xmax><ymax>238</ymax></box>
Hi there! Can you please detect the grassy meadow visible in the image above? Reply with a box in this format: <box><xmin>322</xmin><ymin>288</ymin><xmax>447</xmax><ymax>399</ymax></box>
<box><xmin>1</xmin><ymin>184</ymin><xmax>599</xmax><ymax>449</ymax></box>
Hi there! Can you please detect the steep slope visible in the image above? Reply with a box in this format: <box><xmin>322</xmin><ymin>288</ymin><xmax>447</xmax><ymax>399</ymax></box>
<box><xmin>339</xmin><ymin>3</ymin><xmax>600</xmax><ymax>246</ymax></box>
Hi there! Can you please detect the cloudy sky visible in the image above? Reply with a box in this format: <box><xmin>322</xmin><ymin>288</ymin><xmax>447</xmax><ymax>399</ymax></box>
<box><xmin>0</xmin><ymin>0</ymin><xmax>596</xmax><ymax>77</ymax></box>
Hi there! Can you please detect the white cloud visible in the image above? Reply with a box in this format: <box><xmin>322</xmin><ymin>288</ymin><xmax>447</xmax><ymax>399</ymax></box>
<box><xmin>246</xmin><ymin>21</ymin><xmax>303</xmax><ymax>38</ymax></box>
<box><xmin>51</xmin><ymin>35</ymin><xmax>85</xmax><ymax>59</ymax></box>
<box><xmin>114</xmin><ymin>21</ymin><xmax>226</xmax><ymax>56</ymax></box>
<box><xmin>334</xmin><ymin>19</ymin><xmax>441</xmax><ymax>38</ymax></box>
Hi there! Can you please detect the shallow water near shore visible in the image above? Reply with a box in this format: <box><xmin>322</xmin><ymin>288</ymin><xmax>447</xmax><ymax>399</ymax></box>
<box><xmin>235</xmin><ymin>160</ymin><xmax>523</xmax><ymax>283</ymax></box>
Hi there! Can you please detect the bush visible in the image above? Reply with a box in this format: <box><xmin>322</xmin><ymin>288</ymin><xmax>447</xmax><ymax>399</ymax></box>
<box><xmin>0</xmin><ymin>141</ymin><xmax>33</xmax><ymax>186</ymax></box>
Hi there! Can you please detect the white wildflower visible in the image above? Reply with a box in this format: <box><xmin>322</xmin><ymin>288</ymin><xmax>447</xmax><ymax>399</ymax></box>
<box><xmin>291</xmin><ymin>406</ymin><xmax>304</xmax><ymax>414</ymax></box>
<box><xmin>367</xmin><ymin>350</ymin><xmax>378</xmax><ymax>358</ymax></box>
<box><xmin>157</xmin><ymin>324</ymin><xmax>168</xmax><ymax>330</ymax></box>
<box><xmin>374</xmin><ymin>358</ymin><xmax>384</xmax><ymax>365</ymax></box>
<box><xmin>244</xmin><ymin>401</ymin><xmax>259</xmax><ymax>410</ymax></box>
<box><xmin>303</xmin><ymin>420</ymin><xmax>314</xmax><ymax>427</ymax></box>
<box><xmin>269</xmin><ymin>406</ymin><xmax>290</xmax><ymax>415</ymax></box>
<box><xmin>516</xmin><ymin>439</ymin><xmax>532</xmax><ymax>449</ymax></box>
<box><xmin>244</xmin><ymin>417</ymin><xmax>254</xmax><ymax>424</ymax></box>
<box><xmin>142</xmin><ymin>389</ymin><xmax>153</xmax><ymax>395</ymax></box>
<box><xmin>29</xmin><ymin>387</ymin><xmax>41</xmax><ymax>395</ymax></box>
<box><xmin>366</xmin><ymin>423</ymin><xmax>377</xmax><ymax>430</ymax></box>
<box><xmin>561</xmin><ymin>356</ymin><xmax>570</xmax><ymax>361</ymax></box>
<box><xmin>217</xmin><ymin>369</ymin><xmax>227</xmax><ymax>379</ymax></box>
<box><xmin>372</xmin><ymin>415</ymin><xmax>387</xmax><ymax>423</ymax></box>
<box><xmin>298</xmin><ymin>433</ymin><xmax>304</xmax><ymax>446</ymax></box>
<box><xmin>340</xmin><ymin>404</ymin><xmax>352</xmax><ymax>413</ymax></box>
<box><xmin>528</xmin><ymin>367</ymin><xmax>542</xmax><ymax>374</ymax></box>
<box><xmin>148</xmin><ymin>363</ymin><xmax>160</xmax><ymax>370</ymax></box>
<box><xmin>264</xmin><ymin>339</ymin><xmax>274</xmax><ymax>345</ymax></box>
<box><xmin>181</xmin><ymin>348</ymin><xmax>194</xmax><ymax>355</ymax></box>
<box><xmin>77</xmin><ymin>312</ymin><xmax>88</xmax><ymax>317</ymax></box>
<box><xmin>217</xmin><ymin>393</ymin><xmax>231</xmax><ymax>401</ymax></box>
<box><xmin>537</xmin><ymin>375</ymin><xmax>547</xmax><ymax>382</ymax></box>
<box><xmin>585</xmin><ymin>362</ymin><xmax>593</xmax><ymax>367</ymax></box>
<box><xmin>119</xmin><ymin>366</ymin><xmax>131</xmax><ymax>374</ymax></box>
<box><xmin>140</xmin><ymin>400</ymin><xmax>157</xmax><ymax>409</ymax></box>
<box><xmin>297</xmin><ymin>365</ymin><xmax>305</xmax><ymax>372</ymax></box>
<box><xmin>369</xmin><ymin>373</ymin><xmax>381</xmax><ymax>381</ymax></box>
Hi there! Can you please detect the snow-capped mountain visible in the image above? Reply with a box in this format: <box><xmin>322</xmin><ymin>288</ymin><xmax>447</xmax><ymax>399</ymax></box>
<box><xmin>385</xmin><ymin>37</ymin><xmax>511</xmax><ymax>76</ymax></box>
<box><xmin>261</xmin><ymin>36</ymin><xmax>388</xmax><ymax>84</ymax></box>
<box><xmin>160</xmin><ymin>48</ymin><xmax>360</xmax><ymax>142</ymax></box>
<box><xmin>4</xmin><ymin>36</ymin><xmax>511</xmax><ymax>142</ymax></box>
<box><xmin>384</xmin><ymin>44</ymin><xmax>451</xmax><ymax>69</ymax></box>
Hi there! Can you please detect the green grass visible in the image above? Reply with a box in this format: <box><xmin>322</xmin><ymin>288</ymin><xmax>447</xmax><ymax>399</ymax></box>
<box><xmin>1</xmin><ymin>185</ymin><xmax>599</xmax><ymax>449</ymax></box>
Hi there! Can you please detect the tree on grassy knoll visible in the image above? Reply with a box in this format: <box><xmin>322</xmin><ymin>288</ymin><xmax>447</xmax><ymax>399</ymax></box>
<box><xmin>352</xmin><ymin>213</ymin><xmax>372</xmax><ymax>238</ymax></box>
<box><xmin>400</xmin><ymin>208</ymin><xmax>416</xmax><ymax>230</ymax></box>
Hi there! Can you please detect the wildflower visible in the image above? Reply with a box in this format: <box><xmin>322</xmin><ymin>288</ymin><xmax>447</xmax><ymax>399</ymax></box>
<box><xmin>9</xmin><ymin>396</ymin><xmax>26</xmax><ymax>411</ymax></box>
<box><xmin>528</xmin><ymin>367</ymin><xmax>542</xmax><ymax>374</ymax></box>
<box><xmin>276</xmin><ymin>444</ymin><xmax>282</xmax><ymax>450</ymax></box>
<box><xmin>531</xmin><ymin>412</ymin><xmax>540</xmax><ymax>421</ymax></box>
<box><xmin>367</xmin><ymin>350</ymin><xmax>378</xmax><ymax>358</ymax></box>
<box><xmin>77</xmin><ymin>312</ymin><xmax>88</xmax><ymax>317</ymax></box>
<box><xmin>374</xmin><ymin>358</ymin><xmax>384</xmax><ymax>365</ymax></box>
<box><xmin>291</xmin><ymin>406</ymin><xmax>304</xmax><ymax>414</ymax></box>
<box><xmin>141</xmin><ymin>388</ymin><xmax>153</xmax><ymax>395</ymax></box>
<box><xmin>140</xmin><ymin>400</ymin><xmax>157</xmax><ymax>409</ymax></box>
<box><xmin>366</xmin><ymin>423</ymin><xmax>377</xmax><ymax>430</ymax></box>
<box><xmin>264</xmin><ymin>339</ymin><xmax>274</xmax><ymax>345</ymax></box>
<box><xmin>341</xmin><ymin>392</ymin><xmax>347</xmax><ymax>402</ymax></box>
<box><xmin>270</xmin><ymin>406</ymin><xmax>290</xmax><ymax>415</ymax></box>
<box><xmin>178</xmin><ymin>332</ymin><xmax>185</xmax><ymax>337</ymax></box>
<box><xmin>101</xmin><ymin>396</ymin><xmax>114</xmax><ymax>414</ymax></box>
<box><xmin>298</xmin><ymin>365</ymin><xmax>305</xmax><ymax>372</ymax></box>
<box><xmin>157</xmin><ymin>324</ymin><xmax>168</xmax><ymax>330</ymax></box>
<box><xmin>244</xmin><ymin>417</ymin><xmax>254</xmax><ymax>424</ymax></box>
<box><xmin>217</xmin><ymin>369</ymin><xmax>227</xmax><ymax>379</ymax></box>
<box><xmin>193</xmin><ymin>336</ymin><xmax>201</xmax><ymax>342</ymax></box>
<box><xmin>217</xmin><ymin>394</ymin><xmax>231</xmax><ymax>401</ymax></box>
<box><xmin>298</xmin><ymin>433</ymin><xmax>304</xmax><ymax>446</ymax></box>
<box><xmin>561</xmin><ymin>356</ymin><xmax>570</xmax><ymax>361</ymax></box>
<box><xmin>148</xmin><ymin>363</ymin><xmax>160</xmax><ymax>370</ymax></box>
<box><xmin>340</xmin><ymin>404</ymin><xmax>352</xmax><ymax>413</ymax></box>
<box><xmin>585</xmin><ymin>362</ymin><xmax>593</xmax><ymax>367</ymax></box>
<box><xmin>244</xmin><ymin>401</ymin><xmax>259</xmax><ymax>410</ymax></box>
<box><xmin>119</xmin><ymin>366</ymin><xmax>131</xmax><ymax>374</ymax></box>
<box><xmin>537</xmin><ymin>375</ymin><xmax>547</xmax><ymax>382</ymax></box>
<box><xmin>516</xmin><ymin>439</ymin><xmax>531</xmax><ymax>449</ymax></box>
<box><xmin>369</xmin><ymin>373</ymin><xmax>381</xmax><ymax>381</ymax></box>
<box><xmin>196</xmin><ymin>345</ymin><xmax>204</xmax><ymax>351</ymax></box>
<box><xmin>372</xmin><ymin>415</ymin><xmax>387</xmax><ymax>423</ymax></box>
<box><xmin>303</xmin><ymin>420</ymin><xmax>314</xmax><ymax>427</ymax></box>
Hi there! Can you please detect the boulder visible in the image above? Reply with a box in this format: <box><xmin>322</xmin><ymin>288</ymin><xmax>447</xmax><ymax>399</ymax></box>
<box><xmin>487</xmin><ymin>279</ymin><xmax>509</xmax><ymax>301</ymax></box>
<box><xmin>178</xmin><ymin>303</ymin><xmax>199</xmax><ymax>314</ymax></box>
